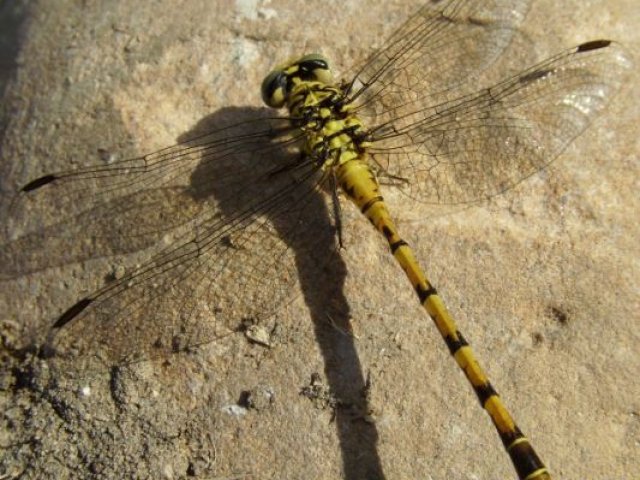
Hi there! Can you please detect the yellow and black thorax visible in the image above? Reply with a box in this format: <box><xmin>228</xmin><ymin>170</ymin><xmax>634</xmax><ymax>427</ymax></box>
<box><xmin>261</xmin><ymin>54</ymin><xmax>370</xmax><ymax>171</ymax></box>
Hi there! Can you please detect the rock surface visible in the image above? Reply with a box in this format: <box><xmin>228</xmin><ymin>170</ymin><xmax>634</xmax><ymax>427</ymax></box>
<box><xmin>0</xmin><ymin>1</ymin><xmax>638</xmax><ymax>479</ymax></box>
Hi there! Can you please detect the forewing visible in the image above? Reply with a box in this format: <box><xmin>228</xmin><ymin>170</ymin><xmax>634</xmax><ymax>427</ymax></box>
<box><xmin>346</xmin><ymin>0</ymin><xmax>530</xmax><ymax>108</ymax></box>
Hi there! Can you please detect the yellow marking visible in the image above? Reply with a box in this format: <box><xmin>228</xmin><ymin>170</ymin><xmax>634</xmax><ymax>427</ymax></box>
<box><xmin>485</xmin><ymin>396</ymin><xmax>516</xmax><ymax>432</ymax></box>
<box><xmin>524</xmin><ymin>469</ymin><xmax>551</xmax><ymax>480</ymax></box>
<box><xmin>508</xmin><ymin>437</ymin><xmax>531</xmax><ymax>450</ymax></box>
<box><xmin>454</xmin><ymin>346</ymin><xmax>488</xmax><ymax>386</ymax></box>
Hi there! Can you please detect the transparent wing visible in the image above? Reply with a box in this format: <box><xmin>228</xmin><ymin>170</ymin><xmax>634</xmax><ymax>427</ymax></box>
<box><xmin>360</xmin><ymin>41</ymin><xmax>631</xmax><ymax>203</ymax></box>
<box><xmin>346</xmin><ymin>0</ymin><xmax>531</xmax><ymax>107</ymax></box>
<box><xmin>4</xmin><ymin>108</ymin><xmax>340</xmax><ymax>367</ymax></box>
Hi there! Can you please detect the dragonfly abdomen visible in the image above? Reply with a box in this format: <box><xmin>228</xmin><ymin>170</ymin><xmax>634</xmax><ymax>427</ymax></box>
<box><xmin>335</xmin><ymin>153</ymin><xmax>551</xmax><ymax>480</ymax></box>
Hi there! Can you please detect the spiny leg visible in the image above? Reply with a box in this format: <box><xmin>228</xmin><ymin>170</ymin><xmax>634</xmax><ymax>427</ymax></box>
<box><xmin>337</xmin><ymin>159</ymin><xmax>551</xmax><ymax>480</ymax></box>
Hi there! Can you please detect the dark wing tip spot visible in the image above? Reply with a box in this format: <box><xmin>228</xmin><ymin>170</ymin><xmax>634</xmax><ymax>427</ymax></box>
<box><xmin>53</xmin><ymin>297</ymin><xmax>93</xmax><ymax>329</ymax></box>
<box><xmin>578</xmin><ymin>39</ymin><xmax>611</xmax><ymax>52</ymax></box>
<box><xmin>21</xmin><ymin>174</ymin><xmax>58</xmax><ymax>192</ymax></box>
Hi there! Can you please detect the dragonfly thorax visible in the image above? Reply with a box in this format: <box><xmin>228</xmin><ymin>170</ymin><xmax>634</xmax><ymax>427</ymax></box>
<box><xmin>262</xmin><ymin>54</ymin><xmax>370</xmax><ymax>170</ymax></box>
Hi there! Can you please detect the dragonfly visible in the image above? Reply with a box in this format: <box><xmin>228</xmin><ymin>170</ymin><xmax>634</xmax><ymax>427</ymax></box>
<box><xmin>4</xmin><ymin>0</ymin><xmax>630</xmax><ymax>478</ymax></box>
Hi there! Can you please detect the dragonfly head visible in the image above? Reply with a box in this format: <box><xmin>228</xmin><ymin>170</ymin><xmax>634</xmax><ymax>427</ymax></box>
<box><xmin>261</xmin><ymin>53</ymin><xmax>333</xmax><ymax>109</ymax></box>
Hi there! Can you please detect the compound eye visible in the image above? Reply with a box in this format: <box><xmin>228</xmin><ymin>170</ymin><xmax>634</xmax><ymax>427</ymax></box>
<box><xmin>261</xmin><ymin>70</ymin><xmax>288</xmax><ymax>108</ymax></box>
<box><xmin>297</xmin><ymin>53</ymin><xmax>333</xmax><ymax>84</ymax></box>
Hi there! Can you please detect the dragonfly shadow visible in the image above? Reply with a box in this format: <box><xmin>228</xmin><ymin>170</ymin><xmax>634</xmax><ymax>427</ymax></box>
<box><xmin>0</xmin><ymin>104</ymin><xmax>387</xmax><ymax>479</ymax></box>
<box><xmin>182</xmin><ymin>106</ymin><xmax>387</xmax><ymax>480</ymax></box>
